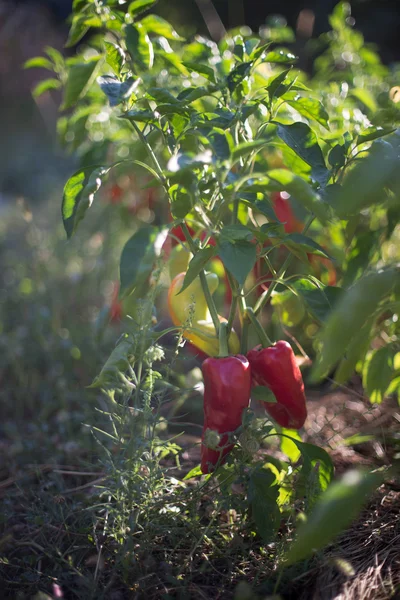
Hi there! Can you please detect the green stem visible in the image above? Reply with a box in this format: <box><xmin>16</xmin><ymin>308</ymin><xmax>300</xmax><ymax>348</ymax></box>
<box><xmin>181</xmin><ymin>223</ymin><xmax>220</xmax><ymax>336</ymax></box>
<box><xmin>237</xmin><ymin>289</ymin><xmax>248</xmax><ymax>354</ymax></box>
<box><xmin>246</xmin><ymin>307</ymin><xmax>272</xmax><ymax>348</ymax></box>
<box><xmin>254</xmin><ymin>214</ymin><xmax>315</xmax><ymax>315</ymax></box>
<box><xmin>219</xmin><ymin>322</ymin><xmax>229</xmax><ymax>357</ymax></box>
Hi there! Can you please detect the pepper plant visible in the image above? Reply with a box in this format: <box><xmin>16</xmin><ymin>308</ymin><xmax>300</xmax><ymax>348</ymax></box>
<box><xmin>26</xmin><ymin>0</ymin><xmax>400</xmax><ymax>563</ymax></box>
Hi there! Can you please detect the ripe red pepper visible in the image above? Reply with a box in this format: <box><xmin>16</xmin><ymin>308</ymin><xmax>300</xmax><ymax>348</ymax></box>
<box><xmin>109</xmin><ymin>281</ymin><xmax>123</xmax><ymax>323</ymax></box>
<box><xmin>247</xmin><ymin>341</ymin><xmax>307</xmax><ymax>429</ymax></box>
<box><xmin>271</xmin><ymin>191</ymin><xmax>303</xmax><ymax>234</ymax></box>
<box><xmin>201</xmin><ymin>354</ymin><xmax>251</xmax><ymax>473</ymax></box>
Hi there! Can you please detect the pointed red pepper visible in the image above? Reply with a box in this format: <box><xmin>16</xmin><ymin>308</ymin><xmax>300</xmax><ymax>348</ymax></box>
<box><xmin>247</xmin><ymin>341</ymin><xmax>307</xmax><ymax>430</ymax></box>
<box><xmin>201</xmin><ymin>324</ymin><xmax>251</xmax><ymax>473</ymax></box>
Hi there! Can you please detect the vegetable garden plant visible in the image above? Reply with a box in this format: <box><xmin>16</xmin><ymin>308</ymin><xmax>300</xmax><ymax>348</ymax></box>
<box><xmin>26</xmin><ymin>0</ymin><xmax>400</xmax><ymax>595</ymax></box>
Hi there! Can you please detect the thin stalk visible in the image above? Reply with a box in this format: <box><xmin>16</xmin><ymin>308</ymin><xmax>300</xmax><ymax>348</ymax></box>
<box><xmin>246</xmin><ymin>307</ymin><xmax>272</xmax><ymax>348</ymax></box>
<box><xmin>181</xmin><ymin>223</ymin><xmax>220</xmax><ymax>335</ymax></box>
<box><xmin>254</xmin><ymin>214</ymin><xmax>315</xmax><ymax>315</ymax></box>
<box><xmin>218</xmin><ymin>322</ymin><xmax>229</xmax><ymax>357</ymax></box>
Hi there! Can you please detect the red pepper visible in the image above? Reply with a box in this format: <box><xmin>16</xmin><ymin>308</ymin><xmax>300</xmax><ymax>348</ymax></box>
<box><xmin>201</xmin><ymin>354</ymin><xmax>251</xmax><ymax>473</ymax></box>
<box><xmin>109</xmin><ymin>281</ymin><xmax>123</xmax><ymax>323</ymax></box>
<box><xmin>272</xmin><ymin>191</ymin><xmax>303</xmax><ymax>234</ymax></box>
<box><xmin>247</xmin><ymin>341</ymin><xmax>307</xmax><ymax>429</ymax></box>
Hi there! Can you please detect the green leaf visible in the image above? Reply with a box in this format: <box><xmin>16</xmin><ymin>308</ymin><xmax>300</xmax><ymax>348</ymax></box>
<box><xmin>146</xmin><ymin>87</ymin><xmax>179</xmax><ymax>105</ymax></box>
<box><xmin>183</xmin><ymin>464</ymin><xmax>203</xmax><ymax>480</ymax></box>
<box><xmin>362</xmin><ymin>347</ymin><xmax>395</xmax><ymax>404</ymax></box>
<box><xmin>178</xmin><ymin>246</ymin><xmax>216</xmax><ymax>294</ymax></box>
<box><xmin>227</xmin><ymin>61</ymin><xmax>252</xmax><ymax>93</ymax></box>
<box><xmin>140</xmin><ymin>15</ymin><xmax>184</xmax><ymax>40</ymax></box>
<box><xmin>331</xmin><ymin>140</ymin><xmax>399</xmax><ymax>218</ymax></box>
<box><xmin>62</xmin><ymin>166</ymin><xmax>109</xmax><ymax>238</ymax></box>
<box><xmin>128</xmin><ymin>0</ymin><xmax>158</xmax><ymax>18</ymax></box>
<box><xmin>231</xmin><ymin>139</ymin><xmax>270</xmax><ymax>163</ymax></box>
<box><xmin>120</xmin><ymin>109</ymin><xmax>156</xmax><ymax>124</ymax></box>
<box><xmin>208</xmin><ymin>130</ymin><xmax>231</xmax><ymax>161</ymax></box>
<box><xmin>120</xmin><ymin>226</ymin><xmax>168</xmax><ymax>297</ymax></box>
<box><xmin>168</xmin><ymin>184</ymin><xmax>193</xmax><ymax>219</ymax></box>
<box><xmin>32</xmin><ymin>78</ymin><xmax>61</xmax><ymax>98</ymax></box>
<box><xmin>334</xmin><ymin>320</ymin><xmax>374</xmax><ymax>385</ymax></box>
<box><xmin>220</xmin><ymin>224</ymin><xmax>253</xmax><ymax>243</ymax></box>
<box><xmin>356</xmin><ymin>126</ymin><xmax>396</xmax><ymax>146</ymax></box>
<box><xmin>252</xmin><ymin>386</ymin><xmax>277</xmax><ymax>403</ymax></box>
<box><xmin>248</xmin><ymin>468</ymin><xmax>281</xmax><ymax>542</ymax></box>
<box><xmin>125</xmin><ymin>23</ymin><xmax>154</xmax><ymax>70</ymax></box>
<box><xmin>285</xmin><ymin>470</ymin><xmax>383</xmax><ymax>565</ymax></box>
<box><xmin>217</xmin><ymin>239</ymin><xmax>257</xmax><ymax>286</ymax></box>
<box><xmin>104</xmin><ymin>41</ymin><xmax>125</xmax><ymax>76</ymax></box>
<box><xmin>276</xmin><ymin>122</ymin><xmax>330</xmax><ymax>187</ymax></box>
<box><xmin>264</xmin><ymin>49</ymin><xmax>297</xmax><ymax>64</ymax></box>
<box><xmin>265</xmin><ymin>67</ymin><xmax>292</xmax><ymax>100</ymax></box>
<box><xmin>311</xmin><ymin>269</ymin><xmax>397</xmax><ymax>381</ymax></box>
<box><xmin>182</xmin><ymin>62</ymin><xmax>216</xmax><ymax>83</ymax></box>
<box><xmin>89</xmin><ymin>334</ymin><xmax>136</xmax><ymax>388</ymax></box>
<box><xmin>328</xmin><ymin>144</ymin><xmax>346</xmax><ymax>168</ymax></box>
<box><xmin>267</xmin><ymin>169</ymin><xmax>329</xmax><ymax>223</ymax></box>
<box><xmin>65</xmin><ymin>13</ymin><xmax>90</xmax><ymax>48</ymax></box>
<box><xmin>98</xmin><ymin>76</ymin><xmax>139</xmax><ymax>107</ymax></box>
<box><xmin>296</xmin><ymin>282</ymin><xmax>344</xmax><ymax>324</ymax></box>
<box><xmin>290</xmin><ymin>439</ymin><xmax>334</xmax><ymax>495</ymax></box>
<box><xmin>350</xmin><ymin>88</ymin><xmax>377</xmax><ymax>113</ymax></box>
<box><xmin>283</xmin><ymin>233</ymin><xmax>331</xmax><ymax>261</ymax></box>
<box><xmin>24</xmin><ymin>56</ymin><xmax>54</xmax><ymax>70</ymax></box>
<box><xmin>284</xmin><ymin>93</ymin><xmax>329</xmax><ymax>129</ymax></box>
<box><xmin>62</xmin><ymin>56</ymin><xmax>102</xmax><ymax>110</ymax></box>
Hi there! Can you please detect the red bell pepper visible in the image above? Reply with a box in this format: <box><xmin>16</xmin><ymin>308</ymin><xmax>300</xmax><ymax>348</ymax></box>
<box><xmin>247</xmin><ymin>341</ymin><xmax>307</xmax><ymax>429</ymax></box>
<box><xmin>201</xmin><ymin>352</ymin><xmax>252</xmax><ymax>473</ymax></box>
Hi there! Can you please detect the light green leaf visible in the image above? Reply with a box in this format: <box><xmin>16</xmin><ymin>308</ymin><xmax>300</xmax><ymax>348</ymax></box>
<box><xmin>140</xmin><ymin>15</ymin><xmax>184</xmax><ymax>40</ymax></box>
<box><xmin>32</xmin><ymin>78</ymin><xmax>61</xmax><ymax>98</ymax></box>
<box><xmin>168</xmin><ymin>184</ymin><xmax>193</xmax><ymax>219</ymax></box>
<box><xmin>66</xmin><ymin>13</ymin><xmax>90</xmax><ymax>48</ymax></box>
<box><xmin>285</xmin><ymin>470</ymin><xmax>383</xmax><ymax>565</ymax></box>
<box><xmin>284</xmin><ymin>93</ymin><xmax>330</xmax><ymax>129</ymax></box>
<box><xmin>62</xmin><ymin>166</ymin><xmax>109</xmax><ymax>238</ymax></box>
<box><xmin>362</xmin><ymin>347</ymin><xmax>395</xmax><ymax>404</ymax></box>
<box><xmin>62</xmin><ymin>56</ymin><xmax>102</xmax><ymax>110</ymax></box>
<box><xmin>125</xmin><ymin>23</ymin><xmax>154</xmax><ymax>70</ymax></box>
<box><xmin>128</xmin><ymin>0</ymin><xmax>158</xmax><ymax>18</ymax></box>
<box><xmin>334</xmin><ymin>320</ymin><xmax>374</xmax><ymax>385</ymax></box>
<box><xmin>231</xmin><ymin>139</ymin><xmax>270</xmax><ymax>163</ymax></box>
<box><xmin>264</xmin><ymin>49</ymin><xmax>297</xmax><ymax>64</ymax></box>
<box><xmin>104</xmin><ymin>41</ymin><xmax>125</xmax><ymax>76</ymax></box>
<box><xmin>24</xmin><ymin>56</ymin><xmax>54</xmax><ymax>71</ymax></box>
<box><xmin>356</xmin><ymin>126</ymin><xmax>396</xmax><ymax>146</ymax></box>
<box><xmin>311</xmin><ymin>269</ymin><xmax>397</xmax><ymax>381</ymax></box>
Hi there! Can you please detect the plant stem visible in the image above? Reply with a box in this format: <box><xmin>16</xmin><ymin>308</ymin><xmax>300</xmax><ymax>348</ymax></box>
<box><xmin>181</xmin><ymin>223</ymin><xmax>220</xmax><ymax>336</ymax></box>
<box><xmin>254</xmin><ymin>214</ymin><xmax>315</xmax><ymax>315</ymax></box>
<box><xmin>218</xmin><ymin>322</ymin><xmax>229</xmax><ymax>357</ymax></box>
<box><xmin>245</xmin><ymin>307</ymin><xmax>272</xmax><ymax>348</ymax></box>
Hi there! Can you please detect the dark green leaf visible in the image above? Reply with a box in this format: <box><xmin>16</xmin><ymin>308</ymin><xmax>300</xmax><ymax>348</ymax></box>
<box><xmin>62</xmin><ymin>166</ymin><xmax>109</xmax><ymax>238</ymax></box>
<box><xmin>276</xmin><ymin>122</ymin><xmax>330</xmax><ymax>187</ymax></box>
<box><xmin>125</xmin><ymin>23</ymin><xmax>154</xmax><ymax>70</ymax></box>
<box><xmin>104</xmin><ymin>41</ymin><xmax>125</xmax><ymax>76</ymax></box>
<box><xmin>177</xmin><ymin>86</ymin><xmax>213</xmax><ymax>103</ymax></box>
<box><xmin>168</xmin><ymin>184</ymin><xmax>193</xmax><ymax>219</ymax></box>
<box><xmin>146</xmin><ymin>87</ymin><xmax>179</xmax><ymax>104</ymax></box>
<box><xmin>141</xmin><ymin>15</ymin><xmax>184</xmax><ymax>40</ymax></box>
<box><xmin>288</xmin><ymin>438</ymin><xmax>334</xmax><ymax>495</ymax></box>
<box><xmin>328</xmin><ymin>144</ymin><xmax>346</xmax><ymax>168</ymax></box>
<box><xmin>217</xmin><ymin>240</ymin><xmax>257</xmax><ymax>286</ymax></box>
<box><xmin>98</xmin><ymin>76</ymin><xmax>139</xmax><ymax>107</ymax></box>
<box><xmin>182</xmin><ymin>62</ymin><xmax>216</xmax><ymax>83</ymax></box>
<box><xmin>128</xmin><ymin>0</ymin><xmax>158</xmax><ymax>18</ymax></box>
<box><xmin>120</xmin><ymin>226</ymin><xmax>168</xmax><ymax>297</ymax></box>
<box><xmin>120</xmin><ymin>109</ymin><xmax>156</xmax><ymax>124</ymax></box>
<box><xmin>285</xmin><ymin>470</ymin><xmax>383</xmax><ymax>565</ymax></box>
<box><xmin>178</xmin><ymin>246</ymin><xmax>216</xmax><ymax>294</ymax></box>
<box><xmin>248</xmin><ymin>468</ymin><xmax>280</xmax><ymax>542</ymax></box>
<box><xmin>220</xmin><ymin>224</ymin><xmax>253</xmax><ymax>243</ymax></box>
<box><xmin>227</xmin><ymin>61</ymin><xmax>252</xmax><ymax>93</ymax></box>
<box><xmin>311</xmin><ymin>269</ymin><xmax>397</xmax><ymax>381</ymax></box>
<box><xmin>231</xmin><ymin>139</ymin><xmax>270</xmax><ymax>162</ymax></box>
<box><xmin>265</xmin><ymin>67</ymin><xmax>292</xmax><ymax>100</ymax></box>
<box><xmin>362</xmin><ymin>347</ymin><xmax>395</xmax><ymax>404</ymax></box>
<box><xmin>252</xmin><ymin>386</ymin><xmax>277</xmax><ymax>403</ymax></box>
<box><xmin>293</xmin><ymin>279</ymin><xmax>344</xmax><ymax>323</ymax></box>
<box><xmin>208</xmin><ymin>130</ymin><xmax>231</xmax><ymax>161</ymax></box>
<box><xmin>62</xmin><ymin>56</ymin><xmax>102</xmax><ymax>110</ymax></box>
<box><xmin>283</xmin><ymin>233</ymin><xmax>331</xmax><ymax>260</ymax></box>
